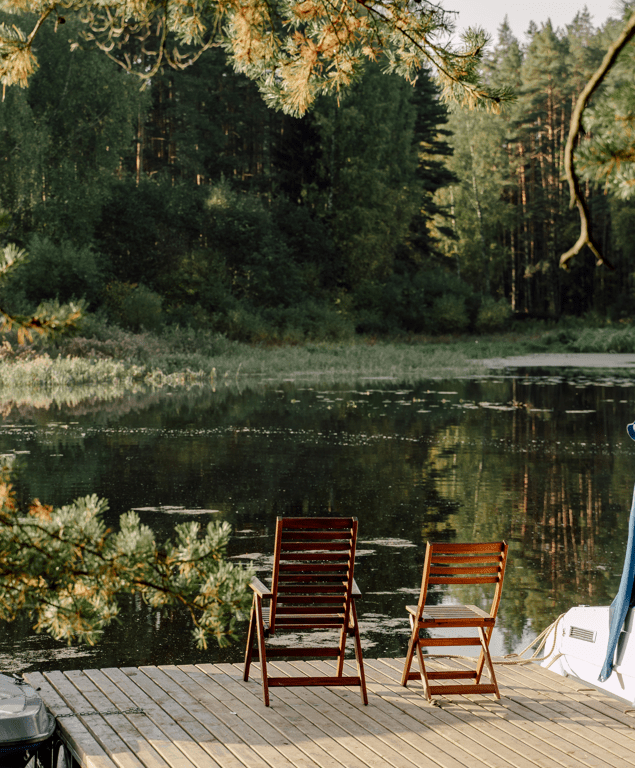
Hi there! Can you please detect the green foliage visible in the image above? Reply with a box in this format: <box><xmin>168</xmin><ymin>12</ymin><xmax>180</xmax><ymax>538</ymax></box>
<box><xmin>571</xmin><ymin>326</ymin><xmax>635</xmax><ymax>353</ymax></box>
<box><xmin>0</xmin><ymin>15</ymin><xmax>466</xmax><ymax>341</ymax></box>
<box><xmin>261</xmin><ymin>301</ymin><xmax>354</xmax><ymax>343</ymax></box>
<box><xmin>104</xmin><ymin>282</ymin><xmax>164</xmax><ymax>333</ymax></box>
<box><xmin>310</xmin><ymin>65</ymin><xmax>421</xmax><ymax>286</ymax></box>
<box><xmin>574</xmin><ymin>9</ymin><xmax>635</xmax><ymax>200</ymax></box>
<box><xmin>0</xmin><ymin>464</ymin><xmax>252</xmax><ymax>648</ymax></box>
<box><xmin>6</xmin><ymin>235</ymin><xmax>104</xmax><ymax>308</ymax></box>
<box><xmin>0</xmin><ymin>237</ymin><xmax>89</xmax><ymax>342</ymax></box>
<box><xmin>354</xmin><ymin>267</ymin><xmax>476</xmax><ymax>336</ymax></box>
<box><xmin>96</xmin><ymin>179</ymin><xmax>204</xmax><ymax>287</ymax></box>
<box><xmin>0</xmin><ymin>0</ymin><xmax>516</xmax><ymax>121</ymax></box>
<box><xmin>475</xmin><ymin>296</ymin><xmax>513</xmax><ymax>333</ymax></box>
<box><xmin>433</xmin><ymin>11</ymin><xmax>635</xmax><ymax>320</ymax></box>
<box><xmin>429</xmin><ymin>294</ymin><xmax>470</xmax><ymax>334</ymax></box>
<box><xmin>0</xmin><ymin>14</ymin><xmax>146</xmax><ymax>246</ymax></box>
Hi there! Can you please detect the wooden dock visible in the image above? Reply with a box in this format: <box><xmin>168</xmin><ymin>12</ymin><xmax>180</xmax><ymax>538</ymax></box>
<box><xmin>27</xmin><ymin>656</ymin><xmax>635</xmax><ymax>768</ymax></box>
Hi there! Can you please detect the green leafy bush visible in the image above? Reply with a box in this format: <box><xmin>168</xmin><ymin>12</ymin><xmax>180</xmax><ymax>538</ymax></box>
<box><xmin>263</xmin><ymin>301</ymin><xmax>355</xmax><ymax>343</ymax></box>
<box><xmin>353</xmin><ymin>267</ymin><xmax>475</xmax><ymax>335</ymax></box>
<box><xmin>428</xmin><ymin>294</ymin><xmax>470</xmax><ymax>334</ymax></box>
<box><xmin>475</xmin><ymin>297</ymin><xmax>513</xmax><ymax>333</ymax></box>
<box><xmin>104</xmin><ymin>282</ymin><xmax>164</xmax><ymax>333</ymax></box>
<box><xmin>5</xmin><ymin>235</ymin><xmax>104</xmax><ymax>308</ymax></box>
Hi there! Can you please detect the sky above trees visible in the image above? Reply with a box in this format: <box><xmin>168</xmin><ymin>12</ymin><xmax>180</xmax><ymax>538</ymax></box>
<box><xmin>443</xmin><ymin>0</ymin><xmax>617</xmax><ymax>40</ymax></box>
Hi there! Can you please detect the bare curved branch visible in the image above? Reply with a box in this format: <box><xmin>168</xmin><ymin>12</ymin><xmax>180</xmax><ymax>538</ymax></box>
<box><xmin>561</xmin><ymin>9</ymin><xmax>635</xmax><ymax>270</ymax></box>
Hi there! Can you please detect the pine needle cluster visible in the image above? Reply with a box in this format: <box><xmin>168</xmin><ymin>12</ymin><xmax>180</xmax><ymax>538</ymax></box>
<box><xmin>0</xmin><ymin>0</ymin><xmax>514</xmax><ymax>115</ymax></box>
<box><xmin>0</xmin><ymin>461</ymin><xmax>253</xmax><ymax>650</ymax></box>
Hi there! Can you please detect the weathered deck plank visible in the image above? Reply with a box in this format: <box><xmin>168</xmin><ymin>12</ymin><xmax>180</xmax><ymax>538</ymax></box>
<box><xmin>375</xmin><ymin>657</ymin><xmax>610</xmax><ymax>768</ymax></box>
<box><xmin>48</xmin><ymin>669</ymin><xmax>170</xmax><ymax>768</ymax></box>
<box><xmin>209</xmin><ymin>664</ymin><xmax>392</xmax><ymax>768</ymax></box>
<box><xmin>493</xmin><ymin>661</ymin><xmax>635</xmax><ymax>765</ymax></box>
<box><xmin>30</xmin><ymin>659</ymin><xmax>635</xmax><ymax>768</ymax></box>
<box><xmin>25</xmin><ymin>672</ymin><xmax>118</xmax><ymax>768</ymax></box>
<box><xmin>306</xmin><ymin>658</ymin><xmax>536</xmax><ymax>768</ymax></box>
<box><xmin>205</xmin><ymin>662</ymin><xmax>365</xmax><ymax>768</ymax></box>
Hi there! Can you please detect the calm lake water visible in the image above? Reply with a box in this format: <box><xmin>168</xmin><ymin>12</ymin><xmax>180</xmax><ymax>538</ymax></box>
<box><xmin>1</xmin><ymin>370</ymin><xmax>635</xmax><ymax>673</ymax></box>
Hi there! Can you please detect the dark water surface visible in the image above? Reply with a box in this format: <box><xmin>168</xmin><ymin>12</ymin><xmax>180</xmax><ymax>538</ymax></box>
<box><xmin>1</xmin><ymin>371</ymin><xmax>634</xmax><ymax>673</ymax></box>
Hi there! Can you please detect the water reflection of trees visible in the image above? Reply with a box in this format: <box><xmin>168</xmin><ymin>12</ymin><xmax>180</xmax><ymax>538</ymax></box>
<box><xmin>429</xmin><ymin>380</ymin><xmax>634</xmax><ymax>652</ymax></box>
<box><xmin>3</xmin><ymin>376</ymin><xmax>635</xmax><ymax>662</ymax></box>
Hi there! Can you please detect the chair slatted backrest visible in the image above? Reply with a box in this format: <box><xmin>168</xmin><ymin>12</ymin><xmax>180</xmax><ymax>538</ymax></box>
<box><xmin>269</xmin><ymin>517</ymin><xmax>358</xmax><ymax>635</ymax></box>
<box><xmin>416</xmin><ymin>541</ymin><xmax>508</xmax><ymax>618</ymax></box>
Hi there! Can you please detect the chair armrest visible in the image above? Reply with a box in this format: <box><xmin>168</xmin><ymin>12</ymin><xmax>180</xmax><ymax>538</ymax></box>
<box><xmin>352</xmin><ymin>579</ymin><xmax>361</xmax><ymax>598</ymax></box>
<box><xmin>249</xmin><ymin>576</ymin><xmax>272</xmax><ymax>598</ymax></box>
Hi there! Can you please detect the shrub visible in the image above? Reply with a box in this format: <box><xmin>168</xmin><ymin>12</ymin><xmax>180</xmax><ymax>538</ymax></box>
<box><xmin>5</xmin><ymin>235</ymin><xmax>104</xmax><ymax>308</ymax></box>
<box><xmin>427</xmin><ymin>294</ymin><xmax>469</xmax><ymax>334</ymax></box>
<box><xmin>352</xmin><ymin>266</ymin><xmax>477</xmax><ymax>335</ymax></box>
<box><xmin>263</xmin><ymin>301</ymin><xmax>355</xmax><ymax>342</ymax></box>
<box><xmin>104</xmin><ymin>282</ymin><xmax>164</xmax><ymax>333</ymax></box>
<box><xmin>475</xmin><ymin>297</ymin><xmax>513</xmax><ymax>334</ymax></box>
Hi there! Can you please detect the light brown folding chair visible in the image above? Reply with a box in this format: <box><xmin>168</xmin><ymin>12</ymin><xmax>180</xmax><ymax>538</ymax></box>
<box><xmin>401</xmin><ymin>541</ymin><xmax>508</xmax><ymax>701</ymax></box>
<box><xmin>244</xmin><ymin>516</ymin><xmax>368</xmax><ymax>707</ymax></box>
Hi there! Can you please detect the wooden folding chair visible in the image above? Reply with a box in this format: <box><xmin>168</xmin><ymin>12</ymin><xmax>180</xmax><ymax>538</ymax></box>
<box><xmin>244</xmin><ymin>516</ymin><xmax>368</xmax><ymax>707</ymax></box>
<box><xmin>401</xmin><ymin>541</ymin><xmax>508</xmax><ymax>701</ymax></box>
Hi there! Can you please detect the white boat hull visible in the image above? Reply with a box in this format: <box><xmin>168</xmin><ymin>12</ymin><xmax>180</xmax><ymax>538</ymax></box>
<box><xmin>542</xmin><ymin>605</ymin><xmax>635</xmax><ymax>703</ymax></box>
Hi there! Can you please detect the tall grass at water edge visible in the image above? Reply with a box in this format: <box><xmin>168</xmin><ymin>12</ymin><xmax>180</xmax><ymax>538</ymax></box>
<box><xmin>0</xmin><ymin>326</ymin><xmax>488</xmax><ymax>393</ymax></box>
<box><xmin>2</xmin><ymin>321</ymin><xmax>635</xmax><ymax>407</ymax></box>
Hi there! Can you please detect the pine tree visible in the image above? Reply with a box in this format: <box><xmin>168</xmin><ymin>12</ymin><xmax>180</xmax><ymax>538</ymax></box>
<box><xmin>516</xmin><ymin>22</ymin><xmax>571</xmax><ymax>315</ymax></box>
<box><xmin>310</xmin><ymin>64</ymin><xmax>421</xmax><ymax>287</ymax></box>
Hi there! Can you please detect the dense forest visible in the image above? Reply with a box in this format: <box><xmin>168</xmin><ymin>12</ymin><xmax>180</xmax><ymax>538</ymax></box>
<box><xmin>0</xmin><ymin>7</ymin><xmax>633</xmax><ymax>342</ymax></box>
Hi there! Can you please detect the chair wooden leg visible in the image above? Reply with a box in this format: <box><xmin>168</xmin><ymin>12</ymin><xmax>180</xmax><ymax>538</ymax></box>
<box><xmin>475</xmin><ymin>626</ymin><xmax>494</xmax><ymax>684</ymax></box>
<box><xmin>477</xmin><ymin>626</ymin><xmax>500</xmax><ymax>699</ymax></box>
<box><xmin>243</xmin><ymin>598</ymin><xmax>257</xmax><ymax>681</ymax></box>
<box><xmin>350</xmin><ymin>601</ymin><xmax>368</xmax><ymax>705</ymax></box>
<box><xmin>336</xmin><ymin>621</ymin><xmax>348</xmax><ymax>678</ymax></box>
<box><xmin>475</xmin><ymin>649</ymin><xmax>484</xmax><ymax>684</ymax></box>
<box><xmin>254</xmin><ymin>596</ymin><xmax>270</xmax><ymax>707</ymax></box>
<box><xmin>415</xmin><ymin>641</ymin><xmax>432</xmax><ymax>701</ymax></box>
<box><xmin>401</xmin><ymin>621</ymin><xmax>419</xmax><ymax>687</ymax></box>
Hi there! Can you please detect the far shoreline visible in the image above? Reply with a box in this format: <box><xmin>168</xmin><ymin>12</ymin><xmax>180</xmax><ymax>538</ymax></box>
<box><xmin>477</xmin><ymin>353</ymin><xmax>635</xmax><ymax>369</ymax></box>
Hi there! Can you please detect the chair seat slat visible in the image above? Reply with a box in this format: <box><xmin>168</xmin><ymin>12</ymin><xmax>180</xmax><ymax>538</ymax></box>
<box><xmin>277</xmin><ymin>606</ymin><xmax>345</xmax><ymax>615</ymax></box>
<box><xmin>415</xmin><ymin>637</ymin><xmax>483</xmax><ymax>646</ymax></box>
<box><xmin>419</xmin><ymin>618</ymin><xmax>496</xmax><ymax>628</ymax></box>
<box><xmin>278</xmin><ymin>597</ymin><xmax>346</xmax><ymax>605</ymax></box>
<box><xmin>276</xmin><ymin>584</ymin><xmax>348</xmax><ymax>593</ymax></box>
<box><xmin>275</xmin><ymin>621</ymin><xmax>345</xmax><ymax>629</ymax></box>
<box><xmin>406</xmin><ymin>603</ymin><xmax>492</xmax><ymax>620</ymax></box>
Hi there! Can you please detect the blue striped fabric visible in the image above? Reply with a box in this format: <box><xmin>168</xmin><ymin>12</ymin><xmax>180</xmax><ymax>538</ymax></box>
<box><xmin>600</xmin><ymin>482</ymin><xmax>635</xmax><ymax>682</ymax></box>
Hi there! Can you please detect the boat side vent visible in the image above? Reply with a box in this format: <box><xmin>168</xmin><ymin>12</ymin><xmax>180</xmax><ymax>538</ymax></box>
<box><xmin>569</xmin><ymin>626</ymin><xmax>596</xmax><ymax>643</ymax></box>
